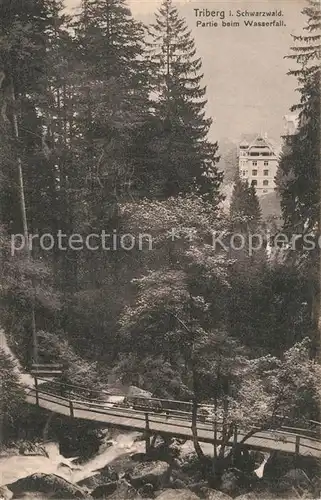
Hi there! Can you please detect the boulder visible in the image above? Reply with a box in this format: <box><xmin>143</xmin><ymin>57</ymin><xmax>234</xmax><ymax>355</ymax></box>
<box><xmin>202</xmin><ymin>489</ymin><xmax>232</xmax><ymax>500</ymax></box>
<box><xmin>278</xmin><ymin>468</ymin><xmax>312</xmax><ymax>492</ymax></box>
<box><xmin>128</xmin><ymin>461</ymin><xmax>170</xmax><ymax>489</ymax></box>
<box><xmin>6</xmin><ymin>474</ymin><xmax>87</xmax><ymax>499</ymax></box>
<box><xmin>78</xmin><ymin>470</ymin><xmax>118</xmax><ymax>490</ymax></box>
<box><xmin>8</xmin><ymin>494</ymin><xmax>48</xmax><ymax>500</ymax></box>
<box><xmin>220</xmin><ymin>471</ymin><xmax>239</xmax><ymax>497</ymax></box>
<box><xmin>138</xmin><ymin>483</ymin><xmax>154</xmax><ymax>498</ymax></box>
<box><xmin>263</xmin><ymin>451</ymin><xmax>294</xmax><ymax>481</ymax></box>
<box><xmin>170</xmin><ymin>479</ymin><xmax>187</xmax><ymax>489</ymax></box>
<box><xmin>94</xmin><ymin>479</ymin><xmax>140</xmax><ymax>500</ymax></box>
<box><xmin>91</xmin><ymin>482</ymin><xmax>118</xmax><ymax>498</ymax></box>
<box><xmin>156</xmin><ymin>489</ymin><xmax>200</xmax><ymax>500</ymax></box>
<box><xmin>188</xmin><ymin>481</ymin><xmax>208</xmax><ymax>496</ymax></box>
<box><xmin>131</xmin><ymin>453</ymin><xmax>147</xmax><ymax>463</ymax></box>
<box><xmin>234</xmin><ymin>494</ymin><xmax>263</xmax><ymax>500</ymax></box>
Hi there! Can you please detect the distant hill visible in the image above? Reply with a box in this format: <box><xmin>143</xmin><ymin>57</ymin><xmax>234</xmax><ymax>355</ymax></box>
<box><xmin>217</xmin><ymin>138</ymin><xmax>238</xmax><ymax>185</ymax></box>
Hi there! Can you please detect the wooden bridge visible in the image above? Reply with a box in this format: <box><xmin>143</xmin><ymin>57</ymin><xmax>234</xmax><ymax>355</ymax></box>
<box><xmin>25</xmin><ymin>379</ymin><xmax>321</xmax><ymax>459</ymax></box>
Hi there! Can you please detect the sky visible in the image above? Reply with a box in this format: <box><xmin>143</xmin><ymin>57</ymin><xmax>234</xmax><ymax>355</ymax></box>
<box><xmin>64</xmin><ymin>0</ymin><xmax>306</xmax><ymax>144</ymax></box>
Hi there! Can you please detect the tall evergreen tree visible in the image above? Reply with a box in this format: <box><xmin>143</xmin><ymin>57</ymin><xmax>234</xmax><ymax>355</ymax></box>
<box><xmin>146</xmin><ymin>0</ymin><xmax>222</xmax><ymax>202</ymax></box>
<box><xmin>0</xmin><ymin>0</ymin><xmax>64</xmax><ymax>365</ymax></box>
<box><xmin>276</xmin><ymin>0</ymin><xmax>320</xmax><ymax>357</ymax></box>
<box><xmin>73</xmin><ymin>0</ymin><xmax>149</xmax><ymax>211</ymax></box>
<box><xmin>276</xmin><ymin>0</ymin><xmax>320</xmax><ymax>233</ymax></box>
<box><xmin>230</xmin><ymin>175</ymin><xmax>262</xmax><ymax>230</ymax></box>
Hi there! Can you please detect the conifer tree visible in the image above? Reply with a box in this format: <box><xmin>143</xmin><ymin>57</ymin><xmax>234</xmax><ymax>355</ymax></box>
<box><xmin>276</xmin><ymin>0</ymin><xmax>320</xmax><ymax>357</ymax></box>
<box><xmin>146</xmin><ymin>0</ymin><xmax>222</xmax><ymax>202</ymax></box>
<box><xmin>0</xmin><ymin>0</ymin><xmax>62</xmax><ymax>364</ymax></box>
<box><xmin>73</xmin><ymin>0</ymin><xmax>149</xmax><ymax>209</ymax></box>
<box><xmin>276</xmin><ymin>0</ymin><xmax>320</xmax><ymax>233</ymax></box>
<box><xmin>230</xmin><ymin>175</ymin><xmax>261</xmax><ymax>230</ymax></box>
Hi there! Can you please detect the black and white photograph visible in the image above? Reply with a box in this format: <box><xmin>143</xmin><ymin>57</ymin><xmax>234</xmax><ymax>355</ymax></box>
<box><xmin>0</xmin><ymin>0</ymin><xmax>320</xmax><ymax>498</ymax></box>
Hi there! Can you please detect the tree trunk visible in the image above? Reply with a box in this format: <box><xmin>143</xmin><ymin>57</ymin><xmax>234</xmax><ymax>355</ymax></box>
<box><xmin>10</xmin><ymin>79</ymin><xmax>38</xmax><ymax>365</ymax></box>
<box><xmin>191</xmin><ymin>396</ymin><xmax>205</xmax><ymax>460</ymax></box>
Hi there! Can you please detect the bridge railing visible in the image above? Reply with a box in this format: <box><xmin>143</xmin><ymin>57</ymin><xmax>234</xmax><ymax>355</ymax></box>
<box><xmin>29</xmin><ymin>386</ymin><xmax>321</xmax><ymax>439</ymax></box>
<box><xmin>30</xmin><ymin>378</ymin><xmax>321</xmax><ymax>442</ymax></box>
<box><xmin>27</xmin><ymin>386</ymin><xmax>321</xmax><ymax>457</ymax></box>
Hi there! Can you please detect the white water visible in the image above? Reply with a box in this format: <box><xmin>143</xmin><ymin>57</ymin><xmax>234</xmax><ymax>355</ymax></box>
<box><xmin>0</xmin><ymin>330</ymin><xmax>144</xmax><ymax>487</ymax></box>
<box><xmin>254</xmin><ymin>452</ymin><xmax>271</xmax><ymax>478</ymax></box>
<box><xmin>0</xmin><ymin>330</ymin><xmax>270</xmax><ymax>486</ymax></box>
<box><xmin>0</xmin><ymin>432</ymin><xmax>143</xmax><ymax>487</ymax></box>
<box><xmin>0</xmin><ymin>330</ymin><xmax>34</xmax><ymax>387</ymax></box>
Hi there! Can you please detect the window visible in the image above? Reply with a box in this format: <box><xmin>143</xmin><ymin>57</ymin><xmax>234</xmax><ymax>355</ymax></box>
<box><xmin>263</xmin><ymin>180</ymin><xmax>269</xmax><ymax>186</ymax></box>
<box><xmin>264</xmin><ymin>169</ymin><xmax>269</xmax><ymax>176</ymax></box>
<box><xmin>264</xmin><ymin>161</ymin><xmax>269</xmax><ymax>166</ymax></box>
<box><xmin>252</xmin><ymin>169</ymin><xmax>257</xmax><ymax>176</ymax></box>
<box><xmin>251</xmin><ymin>180</ymin><xmax>257</xmax><ymax>186</ymax></box>
<box><xmin>252</xmin><ymin>161</ymin><xmax>257</xmax><ymax>166</ymax></box>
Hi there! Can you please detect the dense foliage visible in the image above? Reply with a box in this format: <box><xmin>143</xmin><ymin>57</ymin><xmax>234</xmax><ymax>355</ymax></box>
<box><xmin>0</xmin><ymin>0</ymin><xmax>319</xmax><ymax>463</ymax></box>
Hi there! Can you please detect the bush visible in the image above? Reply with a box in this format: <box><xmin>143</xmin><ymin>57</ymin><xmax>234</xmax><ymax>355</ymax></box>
<box><xmin>0</xmin><ymin>349</ymin><xmax>25</xmax><ymax>442</ymax></box>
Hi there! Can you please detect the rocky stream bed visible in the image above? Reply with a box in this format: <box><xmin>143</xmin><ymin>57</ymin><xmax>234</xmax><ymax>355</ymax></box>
<box><xmin>1</xmin><ymin>426</ymin><xmax>320</xmax><ymax>500</ymax></box>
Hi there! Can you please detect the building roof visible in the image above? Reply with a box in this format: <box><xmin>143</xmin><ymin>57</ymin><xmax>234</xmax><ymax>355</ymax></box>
<box><xmin>239</xmin><ymin>134</ymin><xmax>281</xmax><ymax>155</ymax></box>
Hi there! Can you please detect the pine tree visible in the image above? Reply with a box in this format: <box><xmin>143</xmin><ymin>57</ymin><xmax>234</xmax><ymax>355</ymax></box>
<box><xmin>276</xmin><ymin>0</ymin><xmax>320</xmax><ymax>357</ymax></box>
<box><xmin>276</xmin><ymin>0</ymin><xmax>320</xmax><ymax>233</ymax></box>
<box><xmin>230</xmin><ymin>175</ymin><xmax>261</xmax><ymax>231</ymax></box>
<box><xmin>146</xmin><ymin>0</ymin><xmax>222</xmax><ymax>202</ymax></box>
<box><xmin>73</xmin><ymin>0</ymin><xmax>149</xmax><ymax>209</ymax></box>
<box><xmin>0</xmin><ymin>0</ymin><xmax>62</xmax><ymax>364</ymax></box>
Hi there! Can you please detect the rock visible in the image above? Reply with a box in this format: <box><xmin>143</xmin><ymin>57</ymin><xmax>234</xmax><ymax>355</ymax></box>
<box><xmin>8</xmin><ymin>494</ymin><xmax>48</xmax><ymax>500</ymax></box>
<box><xmin>138</xmin><ymin>483</ymin><xmax>154</xmax><ymax>498</ymax></box>
<box><xmin>188</xmin><ymin>481</ymin><xmax>208</xmax><ymax>496</ymax></box>
<box><xmin>128</xmin><ymin>461</ymin><xmax>170</xmax><ymax>489</ymax></box>
<box><xmin>0</xmin><ymin>486</ymin><xmax>13</xmax><ymax>500</ymax></box>
<box><xmin>92</xmin><ymin>479</ymin><xmax>139</xmax><ymax>500</ymax></box>
<box><xmin>249</xmin><ymin>451</ymin><xmax>266</xmax><ymax>467</ymax></box>
<box><xmin>263</xmin><ymin>451</ymin><xmax>294</xmax><ymax>481</ymax></box>
<box><xmin>77</xmin><ymin>464</ymin><xmax>119</xmax><ymax>490</ymax></box>
<box><xmin>170</xmin><ymin>479</ymin><xmax>187</xmax><ymax>489</ymax></box>
<box><xmin>131</xmin><ymin>453</ymin><xmax>147</xmax><ymax>462</ymax></box>
<box><xmin>234</xmin><ymin>494</ymin><xmax>262</xmax><ymax>500</ymax></box>
<box><xmin>134</xmin><ymin>434</ymin><xmax>145</xmax><ymax>443</ymax></box>
<box><xmin>148</xmin><ymin>441</ymin><xmax>180</xmax><ymax>463</ymax></box>
<box><xmin>91</xmin><ymin>482</ymin><xmax>118</xmax><ymax>498</ymax></box>
<box><xmin>202</xmin><ymin>489</ymin><xmax>231</xmax><ymax>500</ymax></box>
<box><xmin>234</xmin><ymin>490</ymin><xmax>281</xmax><ymax>500</ymax></box>
<box><xmin>278</xmin><ymin>468</ymin><xmax>312</xmax><ymax>492</ymax></box>
<box><xmin>107</xmin><ymin>455</ymin><xmax>136</xmax><ymax>477</ymax></box>
<box><xmin>156</xmin><ymin>489</ymin><xmax>199</xmax><ymax>500</ymax></box>
<box><xmin>171</xmin><ymin>468</ymin><xmax>190</xmax><ymax>485</ymax></box>
<box><xmin>202</xmin><ymin>489</ymin><xmax>232</xmax><ymax>500</ymax></box>
<box><xmin>6</xmin><ymin>473</ymin><xmax>87</xmax><ymax>499</ymax></box>
<box><xmin>220</xmin><ymin>471</ymin><xmax>239</xmax><ymax>497</ymax></box>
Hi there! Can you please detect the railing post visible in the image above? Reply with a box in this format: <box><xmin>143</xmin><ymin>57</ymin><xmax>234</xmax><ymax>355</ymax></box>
<box><xmin>69</xmin><ymin>400</ymin><xmax>74</xmax><ymax>418</ymax></box>
<box><xmin>34</xmin><ymin>377</ymin><xmax>39</xmax><ymax>406</ymax></box>
<box><xmin>233</xmin><ymin>425</ymin><xmax>238</xmax><ymax>447</ymax></box>
<box><xmin>145</xmin><ymin>413</ymin><xmax>150</xmax><ymax>454</ymax></box>
<box><xmin>295</xmin><ymin>435</ymin><xmax>300</xmax><ymax>458</ymax></box>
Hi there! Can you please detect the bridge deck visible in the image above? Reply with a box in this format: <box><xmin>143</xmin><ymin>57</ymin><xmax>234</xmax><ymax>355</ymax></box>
<box><xmin>26</xmin><ymin>389</ymin><xmax>321</xmax><ymax>458</ymax></box>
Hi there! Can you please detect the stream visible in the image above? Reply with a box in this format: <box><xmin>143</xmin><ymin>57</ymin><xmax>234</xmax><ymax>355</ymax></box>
<box><xmin>0</xmin><ymin>432</ymin><xmax>144</xmax><ymax>487</ymax></box>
